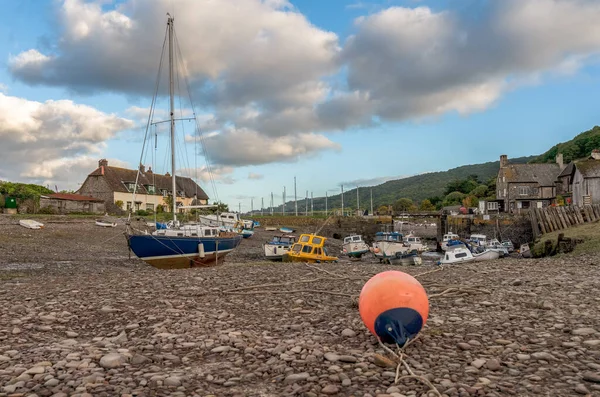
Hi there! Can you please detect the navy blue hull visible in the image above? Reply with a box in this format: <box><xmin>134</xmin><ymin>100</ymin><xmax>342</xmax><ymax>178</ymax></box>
<box><xmin>127</xmin><ymin>234</ymin><xmax>243</xmax><ymax>269</ymax></box>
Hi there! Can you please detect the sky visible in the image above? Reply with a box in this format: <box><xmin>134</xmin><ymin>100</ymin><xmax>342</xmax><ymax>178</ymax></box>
<box><xmin>1</xmin><ymin>0</ymin><xmax>600</xmax><ymax>211</ymax></box>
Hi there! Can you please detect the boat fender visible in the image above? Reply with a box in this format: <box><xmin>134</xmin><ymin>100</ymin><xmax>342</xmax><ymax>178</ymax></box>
<box><xmin>359</xmin><ymin>271</ymin><xmax>429</xmax><ymax>347</ymax></box>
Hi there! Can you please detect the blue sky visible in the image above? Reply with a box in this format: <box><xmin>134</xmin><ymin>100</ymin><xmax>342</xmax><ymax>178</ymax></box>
<box><xmin>1</xmin><ymin>0</ymin><xmax>599</xmax><ymax>211</ymax></box>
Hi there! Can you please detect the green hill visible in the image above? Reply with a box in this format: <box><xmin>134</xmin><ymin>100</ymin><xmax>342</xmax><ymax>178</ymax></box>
<box><xmin>271</xmin><ymin>156</ymin><xmax>533</xmax><ymax>213</ymax></box>
<box><xmin>530</xmin><ymin>125</ymin><xmax>600</xmax><ymax>164</ymax></box>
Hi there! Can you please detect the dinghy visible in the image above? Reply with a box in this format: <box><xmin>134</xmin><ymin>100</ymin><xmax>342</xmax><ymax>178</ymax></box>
<box><xmin>280</xmin><ymin>227</ymin><xmax>295</xmax><ymax>233</ymax></box>
<box><xmin>96</xmin><ymin>220</ymin><xmax>118</xmax><ymax>228</ymax></box>
<box><xmin>19</xmin><ymin>220</ymin><xmax>44</xmax><ymax>229</ymax></box>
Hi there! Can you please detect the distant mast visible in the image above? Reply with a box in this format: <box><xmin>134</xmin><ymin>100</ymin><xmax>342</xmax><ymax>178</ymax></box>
<box><xmin>167</xmin><ymin>14</ymin><xmax>177</xmax><ymax>221</ymax></box>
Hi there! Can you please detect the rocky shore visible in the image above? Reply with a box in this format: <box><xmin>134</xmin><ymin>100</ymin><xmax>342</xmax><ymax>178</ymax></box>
<box><xmin>0</xmin><ymin>217</ymin><xmax>599</xmax><ymax>396</ymax></box>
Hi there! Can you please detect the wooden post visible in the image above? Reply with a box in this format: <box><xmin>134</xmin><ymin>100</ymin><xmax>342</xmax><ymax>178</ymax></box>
<box><xmin>536</xmin><ymin>208</ymin><xmax>547</xmax><ymax>234</ymax></box>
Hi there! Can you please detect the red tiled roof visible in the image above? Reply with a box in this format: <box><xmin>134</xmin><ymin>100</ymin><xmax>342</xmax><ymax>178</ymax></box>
<box><xmin>45</xmin><ymin>193</ymin><xmax>104</xmax><ymax>202</ymax></box>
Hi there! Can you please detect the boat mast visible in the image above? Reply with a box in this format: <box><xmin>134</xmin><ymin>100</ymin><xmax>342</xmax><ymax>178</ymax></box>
<box><xmin>168</xmin><ymin>14</ymin><xmax>177</xmax><ymax>222</ymax></box>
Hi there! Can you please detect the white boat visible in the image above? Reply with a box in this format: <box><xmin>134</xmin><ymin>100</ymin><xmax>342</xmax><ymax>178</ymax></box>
<box><xmin>440</xmin><ymin>246</ymin><xmax>474</xmax><ymax>264</ymax></box>
<box><xmin>19</xmin><ymin>220</ymin><xmax>44</xmax><ymax>229</ymax></box>
<box><xmin>342</xmin><ymin>235</ymin><xmax>370</xmax><ymax>258</ymax></box>
<box><xmin>487</xmin><ymin>238</ymin><xmax>509</xmax><ymax>257</ymax></box>
<box><xmin>197</xmin><ymin>212</ymin><xmax>242</xmax><ymax>228</ymax></box>
<box><xmin>520</xmin><ymin>243</ymin><xmax>532</xmax><ymax>258</ymax></box>
<box><xmin>403</xmin><ymin>233</ymin><xmax>428</xmax><ymax>252</ymax></box>
<box><xmin>469</xmin><ymin>234</ymin><xmax>488</xmax><ymax>247</ymax></box>
<box><xmin>264</xmin><ymin>235</ymin><xmax>297</xmax><ymax>261</ymax></box>
<box><xmin>372</xmin><ymin>231</ymin><xmax>409</xmax><ymax>262</ymax></box>
<box><xmin>441</xmin><ymin>233</ymin><xmax>460</xmax><ymax>250</ymax></box>
<box><xmin>96</xmin><ymin>220</ymin><xmax>117</xmax><ymax>228</ymax></box>
<box><xmin>265</xmin><ymin>227</ymin><xmax>277</xmax><ymax>231</ymax></box>
<box><xmin>502</xmin><ymin>240</ymin><xmax>515</xmax><ymax>252</ymax></box>
<box><xmin>472</xmin><ymin>249</ymin><xmax>500</xmax><ymax>261</ymax></box>
<box><xmin>389</xmin><ymin>250</ymin><xmax>423</xmax><ymax>266</ymax></box>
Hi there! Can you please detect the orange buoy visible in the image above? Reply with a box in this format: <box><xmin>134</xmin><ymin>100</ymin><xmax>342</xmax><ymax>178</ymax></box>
<box><xmin>359</xmin><ymin>270</ymin><xmax>429</xmax><ymax>346</ymax></box>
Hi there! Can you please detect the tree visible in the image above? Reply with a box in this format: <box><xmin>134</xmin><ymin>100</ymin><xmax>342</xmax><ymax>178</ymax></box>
<box><xmin>462</xmin><ymin>195</ymin><xmax>479</xmax><ymax>208</ymax></box>
<box><xmin>163</xmin><ymin>195</ymin><xmax>173</xmax><ymax>212</ymax></box>
<box><xmin>470</xmin><ymin>184</ymin><xmax>489</xmax><ymax>198</ymax></box>
<box><xmin>442</xmin><ymin>191</ymin><xmax>466</xmax><ymax>207</ymax></box>
<box><xmin>419</xmin><ymin>199</ymin><xmax>436</xmax><ymax>211</ymax></box>
<box><xmin>393</xmin><ymin>198</ymin><xmax>414</xmax><ymax>212</ymax></box>
<box><xmin>377</xmin><ymin>205</ymin><xmax>390</xmax><ymax>215</ymax></box>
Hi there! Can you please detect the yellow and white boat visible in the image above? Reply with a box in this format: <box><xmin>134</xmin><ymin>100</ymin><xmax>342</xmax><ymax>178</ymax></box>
<box><xmin>284</xmin><ymin>234</ymin><xmax>338</xmax><ymax>263</ymax></box>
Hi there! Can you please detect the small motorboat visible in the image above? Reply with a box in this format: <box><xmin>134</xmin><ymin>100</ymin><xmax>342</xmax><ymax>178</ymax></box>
<box><xmin>502</xmin><ymin>239</ymin><xmax>515</xmax><ymax>252</ymax></box>
<box><xmin>233</xmin><ymin>221</ymin><xmax>254</xmax><ymax>238</ymax></box>
<box><xmin>284</xmin><ymin>234</ymin><xmax>338</xmax><ymax>263</ymax></box>
<box><xmin>520</xmin><ymin>243</ymin><xmax>532</xmax><ymax>258</ymax></box>
<box><xmin>96</xmin><ymin>220</ymin><xmax>117</xmax><ymax>228</ymax></box>
<box><xmin>471</xmin><ymin>249</ymin><xmax>500</xmax><ymax>261</ymax></box>
<box><xmin>371</xmin><ymin>231</ymin><xmax>408</xmax><ymax>261</ymax></box>
<box><xmin>440</xmin><ymin>246</ymin><xmax>475</xmax><ymax>265</ymax></box>
<box><xmin>403</xmin><ymin>233</ymin><xmax>428</xmax><ymax>252</ymax></box>
<box><xmin>441</xmin><ymin>233</ymin><xmax>460</xmax><ymax>250</ymax></box>
<box><xmin>253</xmin><ymin>220</ymin><xmax>261</xmax><ymax>228</ymax></box>
<box><xmin>19</xmin><ymin>219</ymin><xmax>44</xmax><ymax>229</ymax></box>
<box><xmin>389</xmin><ymin>250</ymin><xmax>422</xmax><ymax>266</ymax></box>
<box><xmin>280</xmin><ymin>227</ymin><xmax>295</xmax><ymax>233</ymax></box>
<box><xmin>487</xmin><ymin>238</ymin><xmax>509</xmax><ymax>257</ymax></box>
<box><xmin>342</xmin><ymin>235</ymin><xmax>370</xmax><ymax>258</ymax></box>
<box><xmin>264</xmin><ymin>235</ymin><xmax>297</xmax><ymax>261</ymax></box>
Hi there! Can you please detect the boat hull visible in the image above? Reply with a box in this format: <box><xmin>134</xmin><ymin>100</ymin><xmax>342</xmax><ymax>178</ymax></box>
<box><xmin>283</xmin><ymin>254</ymin><xmax>338</xmax><ymax>263</ymax></box>
<box><xmin>263</xmin><ymin>244</ymin><xmax>291</xmax><ymax>261</ymax></box>
<box><xmin>127</xmin><ymin>234</ymin><xmax>243</xmax><ymax>269</ymax></box>
<box><xmin>472</xmin><ymin>250</ymin><xmax>500</xmax><ymax>262</ymax></box>
<box><xmin>389</xmin><ymin>256</ymin><xmax>422</xmax><ymax>266</ymax></box>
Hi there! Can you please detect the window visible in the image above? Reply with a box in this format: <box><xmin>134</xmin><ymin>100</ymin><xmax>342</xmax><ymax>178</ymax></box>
<box><xmin>292</xmin><ymin>245</ymin><xmax>302</xmax><ymax>252</ymax></box>
<box><xmin>456</xmin><ymin>252</ymin><xmax>468</xmax><ymax>258</ymax></box>
<box><xmin>135</xmin><ymin>202</ymin><xmax>140</xmax><ymax>211</ymax></box>
<box><xmin>487</xmin><ymin>202</ymin><xmax>498</xmax><ymax>210</ymax></box>
<box><xmin>124</xmin><ymin>182</ymin><xmax>136</xmax><ymax>192</ymax></box>
<box><xmin>300</xmin><ymin>235</ymin><xmax>310</xmax><ymax>243</ymax></box>
<box><xmin>522</xmin><ymin>201</ymin><xmax>530</xmax><ymax>209</ymax></box>
<box><xmin>204</xmin><ymin>229</ymin><xmax>212</xmax><ymax>236</ymax></box>
<box><xmin>162</xmin><ymin>189</ymin><xmax>168</xmax><ymax>197</ymax></box>
<box><xmin>312</xmin><ymin>237</ymin><xmax>323</xmax><ymax>245</ymax></box>
<box><xmin>146</xmin><ymin>203</ymin><xmax>154</xmax><ymax>211</ymax></box>
<box><xmin>126</xmin><ymin>201</ymin><xmax>132</xmax><ymax>211</ymax></box>
<box><xmin>145</xmin><ymin>185</ymin><xmax>156</xmax><ymax>194</ymax></box>
<box><xmin>518</xmin><ymin>186</ymin><xmax>531</xmax><ymax>195</ymax></box>
<box><xmin>302</xmin><ymin>245</ymin><xmax>312</xmax><ymax>253</ymax></box>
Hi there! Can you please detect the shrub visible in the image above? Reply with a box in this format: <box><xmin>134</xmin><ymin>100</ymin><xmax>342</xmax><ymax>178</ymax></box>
<box><xmin>38</xmin><ymin>206</ymin><xmax>57</xmax><ymax>214</ymax></box>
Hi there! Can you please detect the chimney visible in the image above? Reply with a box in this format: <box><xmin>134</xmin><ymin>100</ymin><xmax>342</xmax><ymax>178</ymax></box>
<box><xmin>147</xmin><ymin>166</ymin><xmax>153</xmax><ymax>173</ymax></box>
<box><xmin>165</xmin><ymin>172</ymin><xmax>170</xmax><ymax>177</ymax></box>
<box><xmin>139</xmin><ymin>163</ymin><xmax>145</xmax><ymax>173</ymax></box>
<box><xmin>592</xmin><ymin>149</ymin><xmax>600</xmax><ymax>160</ymax></box>
<box><xmin>556</xmin><ymin>153</ymin><xmax>564</xmax><ymax>169</ymax></box>
<box><xmin>500</xmin><ymin>155</ymin><xmax>508</xmax><ymax>168</ymax></box>
<box><xmin>98</xmin><ymin>159</ymin><xmax>108</xmax><ymax>167</ymax></box>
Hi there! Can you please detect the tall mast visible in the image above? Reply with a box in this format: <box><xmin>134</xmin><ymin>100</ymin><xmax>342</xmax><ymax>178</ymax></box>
<box><xmin>357</xmin><ymin>186</ymin><xmax>360</xmax><ymax>213</ymax></box>
<box><xmin>294</xmin><ymin>176</ymin><xmax>298</xmax><ymax>216</ymax></box>
<box><xmin>341</xmin><ymin>184</ymin><xmax>344</xmax><ymax>216</ymax></box>
<box><xmin>167</xmin><ymin>15</ymin><xmax>177</xmax><ymax>221</ymax></box>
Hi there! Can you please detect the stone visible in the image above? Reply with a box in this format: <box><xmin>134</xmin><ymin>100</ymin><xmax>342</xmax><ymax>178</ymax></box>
<box><xmin>457</xmin><ymin>342</ymin><xmax>471</xmax><ymax>350</ymax></box>
<box><xmin>164</xmin><ymin>376</ymin><xmax>182</xmax><ymax>387</ymax></box>
<box><xmin>531</xmin><ymin>352</ymin><xmax>556</xmax><ymax>361</ymax></box>
<box><xmin>338</xmin><ymin>355</ymin><xmax>357</xmax><ymax>363</ymax></box>
<box><xmin>341</xmin><ymin>328</ymin><xmax>356</xmax><ymax>337</ymax></box>
<box><xmin>99</xmin><ymin>353</ymin><xmax>127</xmax><ymax>368</ymax></box>
<box><xmin>574</xmin><ymin>384</ymin><xmax>589</xmax><ymax>395</ymax></box>
<box><xmin>211</xmin><ymin>346</ymin><xmax>230</xmax><ymax>353</ymax></box>
<box><xmin>572</xmin><ymin>328</ymin><xmax>596</xmax><ymax>336</ymax></box>
<box><xmin>25</xmin><ymin>366</ymin><xmax>45</xmax><ymax>374</ymax></box>
<box><xmin>285</xmin><ymin>372</ymin><xmax>310</xmax><ymax>383</ymax></box>
<box><xmin>583</xmin><ymin>372</ymin><xmax>600</xmax><ymax>383</ymax></box>
<box><xmin>324</xmin><ymin>353</ymin><xmax>340</xmax><ymax>362</ymax></box>
<box><xmin>485</xmin><ymin>359</ymin><xmax>501</xmax><ymax>371</ymax></box>
<box><xmin>471</xmin><ymin>359</ymin><xmax>486</xmax><ymax>369</ymax></box>
<box><xmin>322</xmin><ymin>384</ymin><xmax>339</xmax><ymax>394</ymax></box>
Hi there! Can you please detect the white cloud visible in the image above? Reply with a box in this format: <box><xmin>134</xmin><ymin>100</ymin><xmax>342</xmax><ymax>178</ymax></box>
<box><xmin>202</xmin><ymin>128</ymin><xmax>341</xmax><ymax>166</ymax></box>
<box><xmin>6</xmin><ymin>0</ymin><xmax>600</xmax><ymax>170</ymax></box>
<box><xmin>0</xmin><ymin>93</ymin><xmax>133</xmax><ymax>187</ymax></box>
<box><xmin>177</xmin><ymin>165</ymin><xmax>236</xmax><ymax>185</ymax></box>
<box><xmin>342</xmin><ymin>1</ymin><xmax>600</xmax><ymax>120</ymax></box>
<box><xmin>0</xmin><ymin>83</ymin><xmax>7</xmax><ymax>94</ymax></box>
<box><xmin>248</xmin><ymin>172</ymin><xmax>264</xmax><ymax>180</ymax></box>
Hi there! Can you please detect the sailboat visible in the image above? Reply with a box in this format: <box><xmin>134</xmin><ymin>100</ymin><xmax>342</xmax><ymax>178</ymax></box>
<box><xmin>125</xmin><ymin>15</ymin><xmax>243</xmax><ymax>269</ymax></box>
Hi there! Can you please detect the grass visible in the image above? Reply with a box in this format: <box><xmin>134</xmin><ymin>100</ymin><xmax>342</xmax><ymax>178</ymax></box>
<box><xmin>0</xmin><ymin>271</ymin><xmax>28</xmax><ymax>281</ymax></box>
<box><xmin>534</xmin><ymin>221</ymin><xmax>600</xmax><ymax>255</ymax></box>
